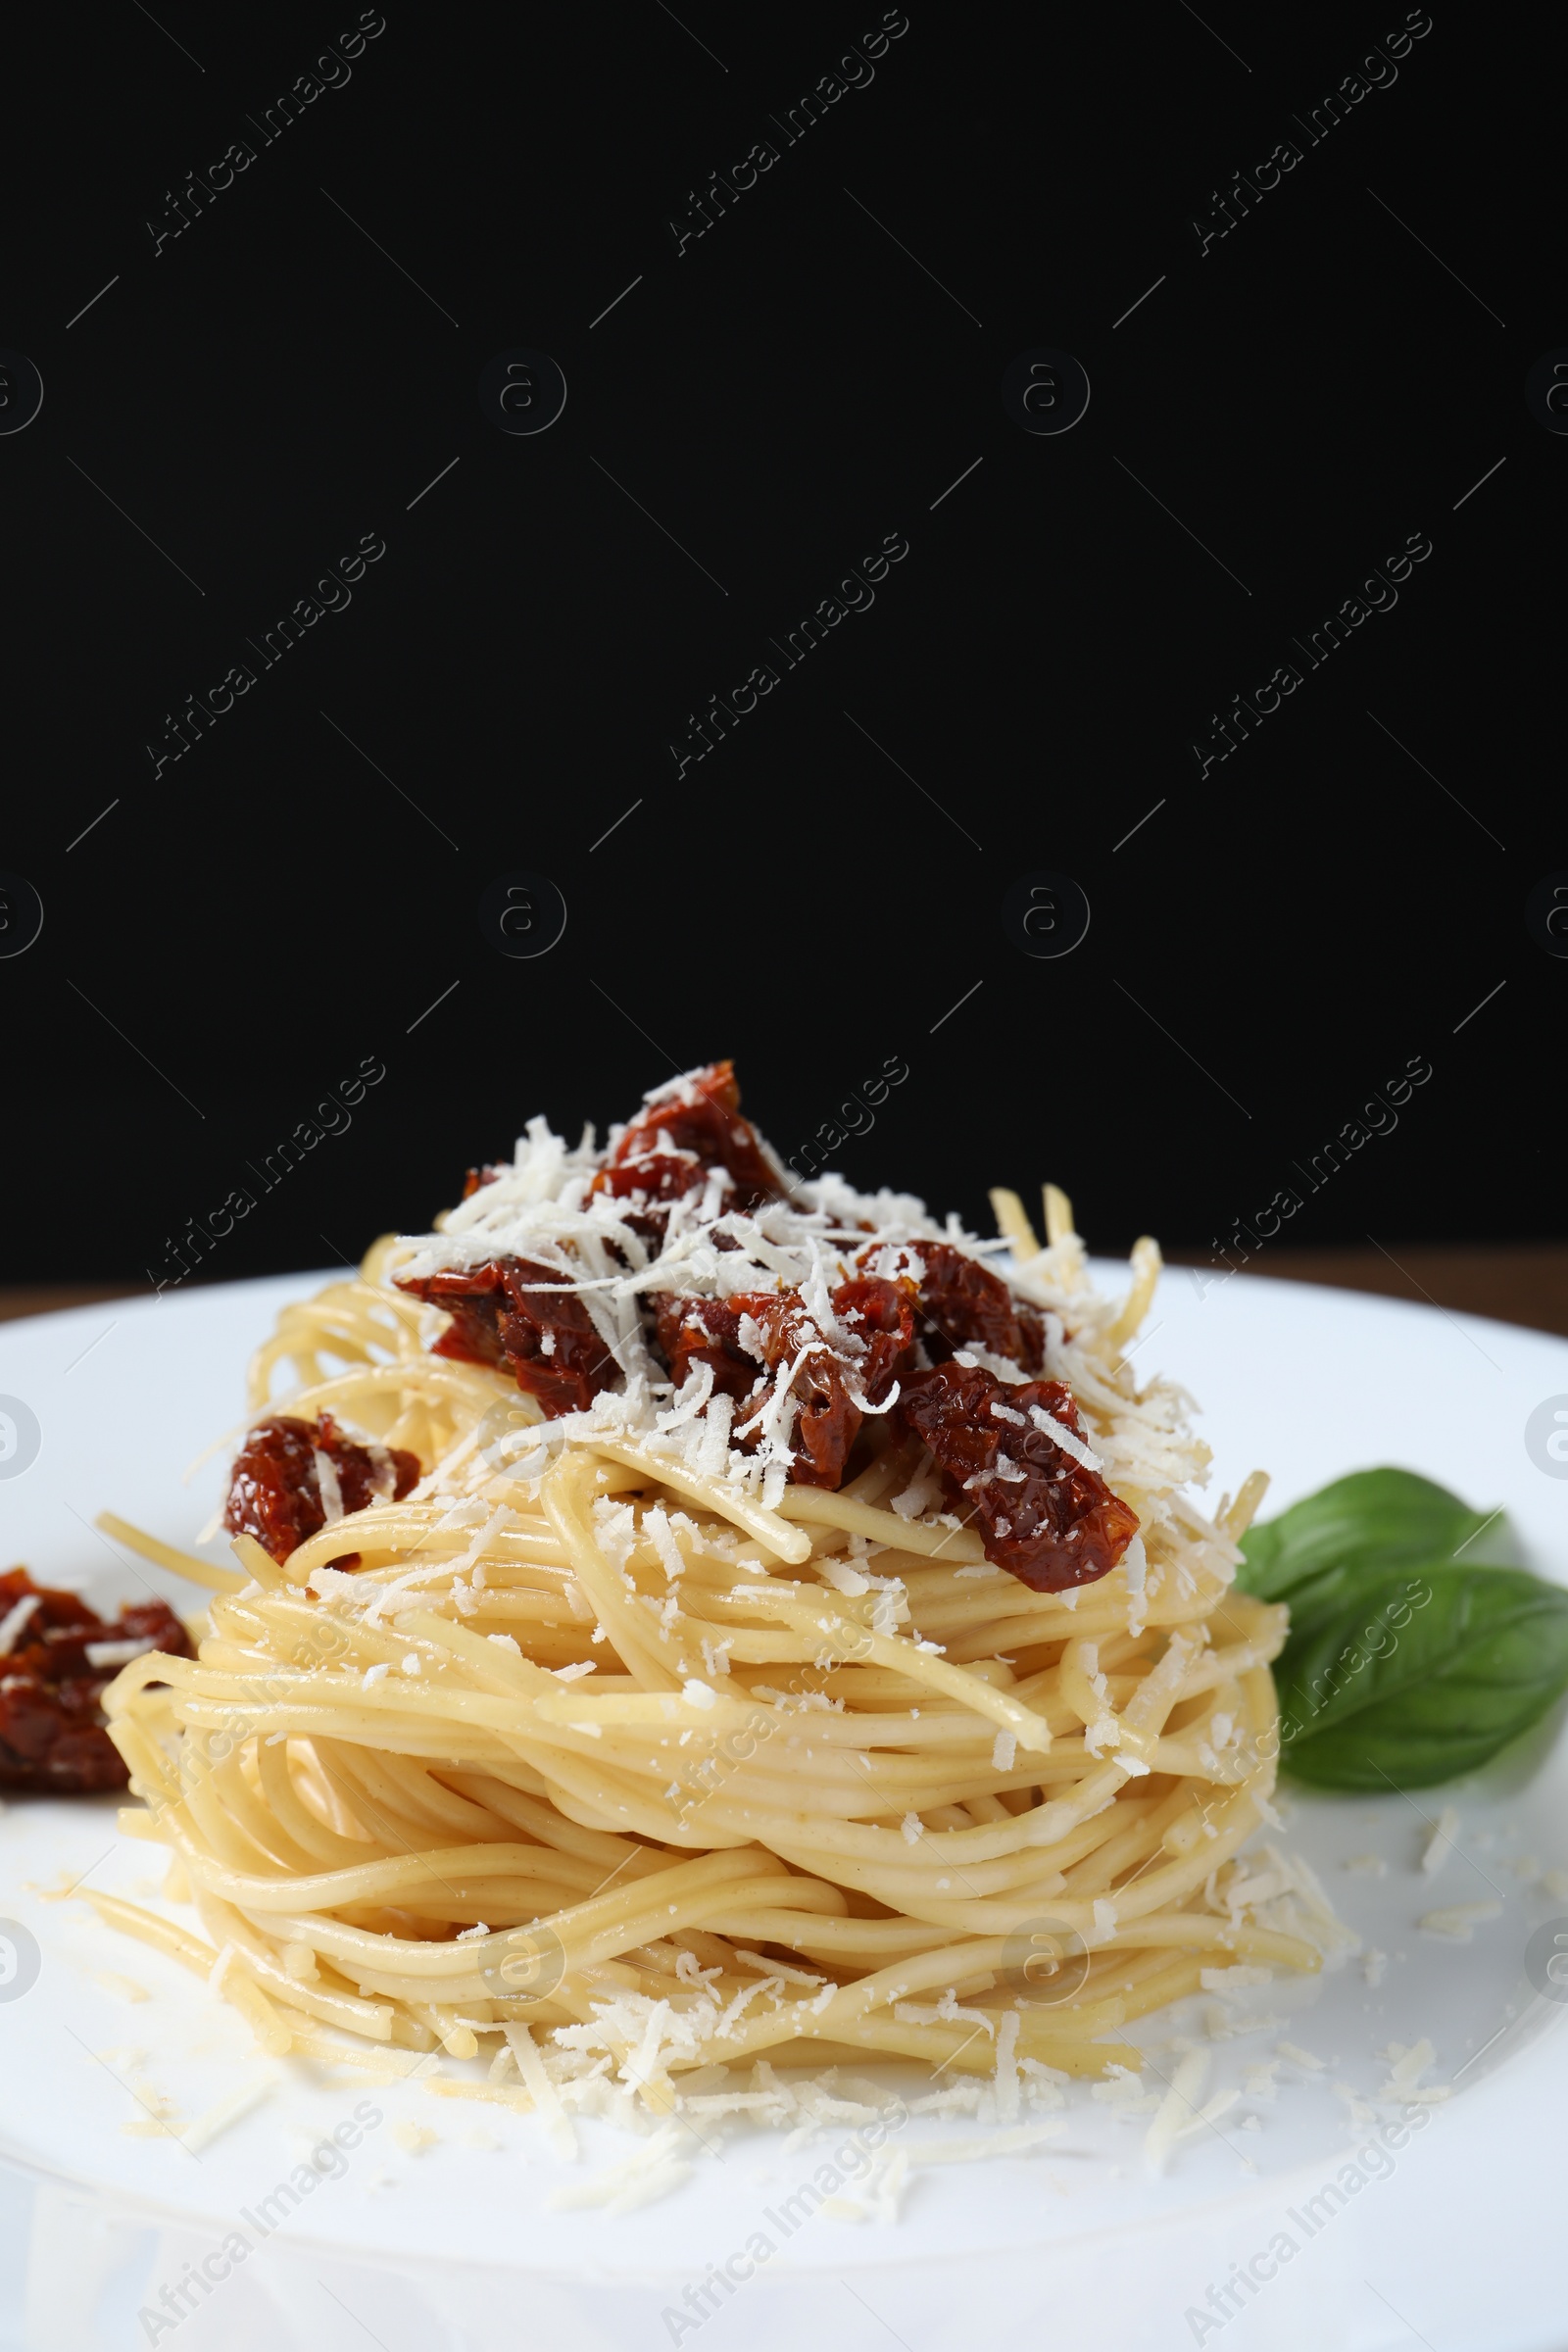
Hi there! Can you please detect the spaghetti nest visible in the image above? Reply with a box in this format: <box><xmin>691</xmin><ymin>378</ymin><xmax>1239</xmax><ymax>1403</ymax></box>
<box><xmin>103</xmin><ymin>1216</ymin><xmax>1319</xmax><ymax>2106</ymax></box>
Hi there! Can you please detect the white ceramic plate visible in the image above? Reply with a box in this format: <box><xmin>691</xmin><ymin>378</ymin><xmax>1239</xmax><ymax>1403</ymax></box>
<box><xmin>1</xmin><ymin>1267</ymin><xmax>1565</xmax><ymax>2352</ymax></box>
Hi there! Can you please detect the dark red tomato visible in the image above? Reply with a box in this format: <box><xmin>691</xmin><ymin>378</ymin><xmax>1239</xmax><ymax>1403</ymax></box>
<box><xmin>829</xmin><ymin>1278</ymin><xmax>917</xmax><ymax>1407</ymax></box>
<box><xmin>656</xmin><ymin>1276</ymin><xmax>914</xmax><ymax>1488</ymax></box>
<box><xmin>596</xmin><ymin>1060</ymin><xmax>788</xmax><ymax>1214</ymax></box>
<box><xmin>596</xmin><ymin>1152</ymin><xmax>711</xmax><ymax>1250</ymax></box>
<box><xmin>654</xmin><ymin>1295</ymin><xmax>760</xmax><ymax>1405</ymax></box>
<box><xmin>730</xmin><ymin>1291</ymin><xmax>854</xmax><ymax>1488</ymax></box>
<box><xmin>397</xmin><ymin>1257</ymin><xmax>618</xmax><ymax>1418</ymax></box>
<box><xmin>897</xmin><ymin>1361</ymin><xmax>1139</xmax><ymax>1591</ymax></box>
<box><xmin>872</xmin><ymin>1241</ymin><xmax>1047</xmax><ymax>1373</ymax></box>
<box><xmin>0</xmin><ymin>1565</ymin><xmax>193</xmax><ymax>1793</ymax></box>
<box><xmin>224</xmin><ymin>1412</ymin><xmax>420</xmax><ymax>1564</ymax></box>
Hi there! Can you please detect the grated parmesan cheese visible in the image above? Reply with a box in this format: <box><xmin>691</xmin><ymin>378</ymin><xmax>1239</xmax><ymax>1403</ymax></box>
<box><xmin>182</xmin><ymin>2073</ymin><xmax>278</xmax><ymax>2152</ymax></box>
<box><xmin>95</xmin><ymin>1973</ymin><xmax>150</xmax><ymax>2004</ymax></box>
<box><xmin>83</xmin><ymin>1637</ymin><xmax>157</xmax><ymax>1670</ymax></box>
<box><xmin>546</xmin><ymin>2124</ymin><xmax>691</xmax><ymax>2214</ymax></box>
<box><xmin>1376</xmin><ymin>2037</ymin><xmax>1449</xmax><ymax>2102</ymax></box>
<box><xmin>1026</xmin><ymin>1404</ymin><xmax>1103</xmax><ymax>1472</ymax></box>
<box><xmin>1420</xmin><ymin>1805</ymin><xmax>1461</xmax><ymax>1877</ymax></box>
<box><xmin>1333</xmin><ymin>2082</ymin><xmax>1376</xmax><ymax>2128</ymax></box>
<box><xmin>1144</xmin><ymin>2046</ymin><xmax>1209</xmax><ymax>2173</ymax></box>
<box><xmin>0</xmin><ymin>1594</ymin><xmax>42</xmax><ymax>1655</ymax></box>
<box><xmin>1419</xmin><ymin>1900</ymin><xmax>1501</xmax><ymax>1940</ymax></box>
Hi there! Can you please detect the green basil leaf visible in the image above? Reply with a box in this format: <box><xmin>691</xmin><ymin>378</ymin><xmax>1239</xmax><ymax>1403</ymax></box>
<box><xmin>1275</xmin><ymin>1564</ymin><xmax>1568</xmax><ymax>1789</ymax></box>
<box><xmin>1236</xmin><ymin>1468</ymin><xmax>1508</xmax><ymax>1645</ymax></box>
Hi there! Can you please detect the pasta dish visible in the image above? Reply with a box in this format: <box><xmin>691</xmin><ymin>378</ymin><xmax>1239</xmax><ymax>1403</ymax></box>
<box><xmin>96</xmin><ymin>1061</ymin><xmax>1326</xmax><ymax>2119</ymax></box>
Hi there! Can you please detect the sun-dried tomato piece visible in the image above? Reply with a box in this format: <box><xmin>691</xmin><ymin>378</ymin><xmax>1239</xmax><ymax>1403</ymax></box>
<box><xmin>0</xmin><ymin>1566</ymin><xmax>192</xmax><ymax>1794</ymax></box>
<box><xmin>831</xmin><ymin>1277</ymin><xmax>917</xmax><ymax>1407</ymax></box>
<box><xmin>864</xmin><ymin>1241</ymin><xmax>1046</xmax><ymax>1373</ymax></box>
<box><xmin>897</xmin><ymin>1361</ymin><xmax>1138</xmax><ymax>1592</ymax></box>
<box><xmin>597</xmin><ymin>1152</ymin><xmax>711</xmax><ymax>1250</ymax></box>
<box><xmin>397</xmin><ymin>1257</ymin><xmax>618</xmax><ymax>1419</ymax></box>
<box><xmin>224</xmin><ymin>1413</ymin><xmax>420</xmax><ymax>1565</ymax></box>
<box><xmin>733</xmin><ymin>1292</ymin><xmax>856</xmax><ymax>1488</ymax></box>
<box><xmin>597</xmin><ymin>1060</ymin><xmax>788</xmax><ymax>1214</ymax></box>
<box><xmin>655</xmin><ymin>1295</ymin><xmax>761</xmax><ymax>1405</ymax></box>
<box><xmin>656</xmin><ymin>1276</ymin><xmax>914</xmax><ymax>1488</ymax></box>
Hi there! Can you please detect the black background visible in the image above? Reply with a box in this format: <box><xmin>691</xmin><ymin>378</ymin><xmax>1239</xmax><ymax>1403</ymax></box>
<box><xmin>2</xmin><ymin>2</ymin><xmax>1559</xmax><ymax>1292</ymax></box>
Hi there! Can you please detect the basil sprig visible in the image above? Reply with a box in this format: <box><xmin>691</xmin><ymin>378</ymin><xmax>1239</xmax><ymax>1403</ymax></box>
<box><xmin>1235</xmin><ymin>1469</ymin><xmax>1568</xmax><ymax>1789</ymax></box>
